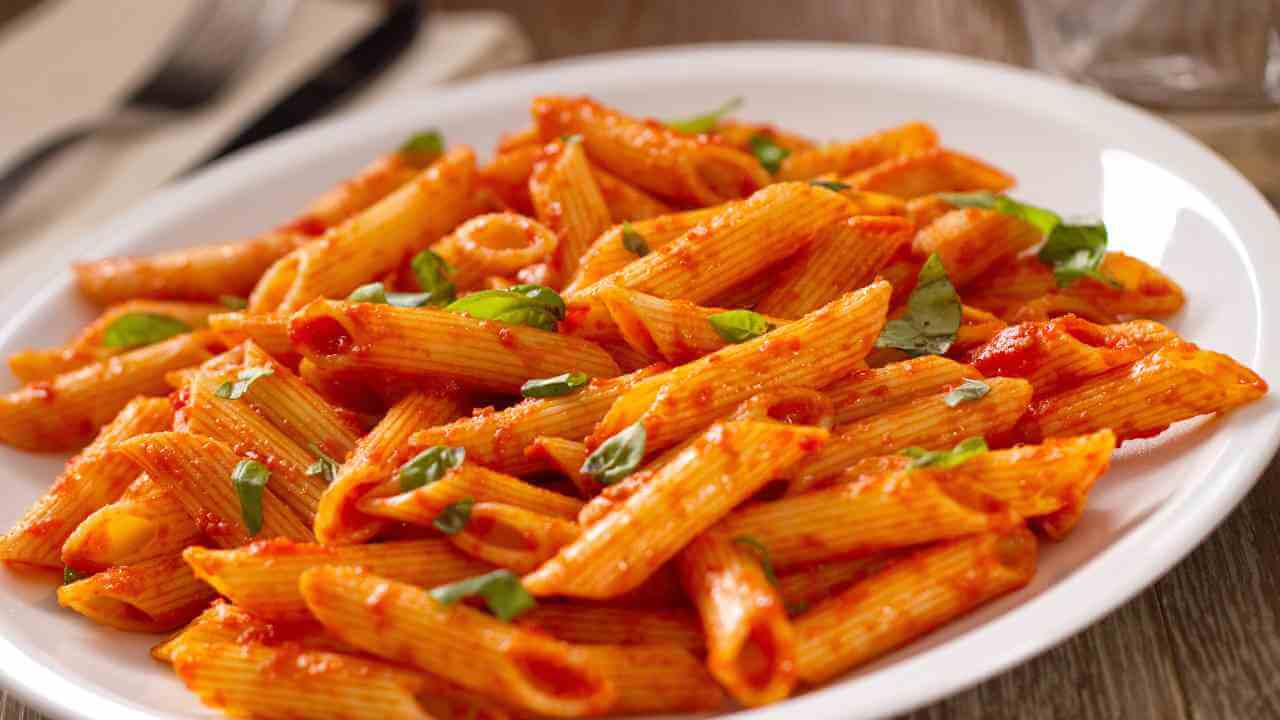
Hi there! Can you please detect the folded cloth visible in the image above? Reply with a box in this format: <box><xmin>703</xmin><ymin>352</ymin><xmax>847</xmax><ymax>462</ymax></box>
<box><xmin>0</xmin><ymin>0</ymin><xmax>531</xmax><ymax>302</ymax></box>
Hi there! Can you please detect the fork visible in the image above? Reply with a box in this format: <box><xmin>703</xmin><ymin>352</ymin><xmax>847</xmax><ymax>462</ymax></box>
<box><xmin>0</xmin><ymin>0</ymin><xmax>294</xmax><ymax>215</ymax></box>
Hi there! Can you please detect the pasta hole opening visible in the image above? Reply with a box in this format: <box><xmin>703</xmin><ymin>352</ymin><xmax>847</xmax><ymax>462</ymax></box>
<box><xmin>736</xmin><ymin>622</ymin><xmax>781</xmax><ymax>690</ymax></box>
<box><xmin>290</xmin><ymin>316</ymin><xmax>354</xmax><ymax>356</ymax></box>
<box><xmin>512</xmin><ymin>651</ymin><xmax>605</xmax><ymax>700</ymax></box>
<box><xmin>993</xmin><ymin>529</ymin><xmax>1037</xmax><ymax>575</ymax></box>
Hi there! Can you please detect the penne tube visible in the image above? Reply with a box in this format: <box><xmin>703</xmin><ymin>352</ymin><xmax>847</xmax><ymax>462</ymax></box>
<box><xmin>755</xmin><ymin>214</ymin><xmax>914</xmax><ymax>319</ymax></box>
<box><xmin>592</xmin><ymin>164</ymin><xmax>672</xmax><ymax>222</ymax></box>
<box><xmin>184</xmin><ymin>538</ymin><xmax>492</xmax><ymax>621</ymax></box>
<box><xmin>719</xmin><ymin>469</ymin><xmax>1015</xmax><ymax>570</ymax></box>
<box><xmin>601</xmin><ymin>286</ymin><xmax>790</xmax><ymax>364</ymax></box>
<box><xmin>119</xmin><ymin>432</ymin><xmax>314</xmax><ymax>546</ymax></box>
<box><xmin>577</xmin><ymin>643</ymin><xmax>725</xmax><ymax>715</ymax></box>
<box><xmin>713</xmin><ymin>121</ymin><xmax>815</xmax><ymax>155</ymax></box>
<box><xmin>288</xmin><ymin>300</ymin><xmax>620</xmax><ymax>394</ymax></box>
<box><xmin>238</xmin><ymin>342</ymin><xmax>361</xmax><ymax>457</ymax></box>
<box><xmin>565</xmin><ymin>205</ymin><xmax>725</xmax><ymax>294</ymax></box>
<box><xmin>0</xmin><ymin>397</ymin><xmax>171</xmax><ymax>568</ymax></box>
<box><xmin>844</xmin><ymin>148</ymin><xmax>1015</xmax><ymax>198</ymax></box>
<box><xmin>1109</xmin><ymin>319</ymin><xmax>1181</xmax><ymax>352</ymax></box>
<box><xmin>61</xmin><ymin>479</ymin><xmax>202</xmax><ymax>573</ymax></box>
<box><xmin>207</xmin><ymin>311</ymin><xmax>294</xmax><ymax>361</ymax></box>
<box><xmin>912</xmin><ymin>207</ymin><xmax>1042</xmax><ymax>287</ymax></box>
<box><xmin>1018</xmin><ymin>341</ymin><xmax>1267</xmax><ymax>444</ymax></box>
<box><xmin>564</xmin><ymin>182</ymin><xmax>852</xmax><ymax>340</ymax></box>
<box><xmin>967</xmin><ymin>315</ymin><xmax>1149</xmax><ymax>397</ymax></box>
<box><xmin>729</xmin><ymin>387</ymin><xmax>837</xmax><ymax>429</ymax></box>
<box><xmin>57</xmin><ymin>553</ymin><xmax>216</xmax><ymax>632</ymax></box>
<box><xmin>530</xmin><ymin>139</ymin><xmax>613</xmax><ymax>281</ymax></box>
<box><xmin>794</xmin><ymin>528</ymin><xmax>1037</xmax><ymax>684</ymax></box>
<box><xmin>362</xmin><ymin>463</ymin><xmax>583</xmax><ymax>525</ymax></box>
<box><xmin>9</xmin><ymin>300</ymin><xmax>222</xmax><ymax>383</ymax></box>
<box><xmin>153</xmin><ymin>600</ymin><xmax>356</xmax><ymax>662</ymax></box>
<box><xmin>1005</xmin><ymin>293</ymin><xmax>1120</xmax><ymax>325</ymax></box>
<box><xmin>790</xmin><ymin>376</ymin><xmax>1032</xmax><ymax>488</ymax></box>
<box><xmin>0</xmin><ymin>331</ymin><xmax>215</xmax><ymax>452</ymax></box>
<box><xmin>431</xmin><ymin>213</ymin><xmax>558</xmax><ymax>290</ymax></box>
<box><xmin>589</xmin><ymin>283</ymin><xmax>889</xmax><ymax>456</ymax></box>
<box><xmin>951</xmin><ymin>304</ymin><xmax>1009</xmax><ymax>355</ymax></box>
<box><xmin>532</xmin><ymin>95</ymin><xmax>770</xmax><ymax>206</ymax></box>
<box><xmin>479</xmin><ymin>144</ymin><xmax>540</xmax><ymax>214</ymax></box>
<box><xmin>776</xmin><ymin>554</ymin><xmax>899</xmax><ymax>614</ymax></box>
<box><xmin>170</xmin><ymin>641</ymin><xmax>431</xmax><ymax>720</ymax></box>
<box><xmin>965</xmin><ymin>252</ymin><xmax>1186</xmax><ymax>320</ymax></box>
<box><xmin>251</xmin><ymin>147</ymin><xmax>476</xmax><ymax>314</ymax></box>
<box><xmin>677</xmin><ymin>530</ymin><xmax>797</xmax><ymax>705</ymax></box>
<box><xmin>515</xmin><ymin>603</ymin><xmax>703</xmax><ymax>653</ymax></box>
<box><xmin>526</xmin><ymin>436</ymin><xmax>594</xmax><ymax>497</ymax></box>
<box><xmin>316</xmin><ymin>390</ymin><xmax>467</xmax><ymax>545</ymax></box>
<box><xmin>301</xmin><ymin>566</ymin><xmax>618</xmax><ymax>717</ymax></box>
<box><xmin>825</xmin><ymin>356</ymin><xmax>982</xmax><ymax>425</ymax></box>
<box><xmin>448</xmin><ymin>502</ymin><xmax>582</xmax><ymax>574</ymax></box>
<box><xmin>777</xmin><ymin>121</ymin><xmax>939</xmax><ymax>181</ymax></box>
<box><xmin>524</xmin><ymin>421</ymin><xmax>829</xmax><ymax>599</ymax></box>
<box><xmin>905</xmin><ymin>194</ymin><xmax>955</xmax><ymax>229</ymax></box>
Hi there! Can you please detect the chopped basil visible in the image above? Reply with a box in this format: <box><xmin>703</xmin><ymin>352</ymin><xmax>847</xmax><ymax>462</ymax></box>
<box><xmin>215</xmin><ymin>367</ymin><xmax>274</xmax><ymax>400</ymax></box>
<box><xmin>218</xmin><ymin>295</ymin><xmax>249</xmax><ymax>310</ymax></box>
<box><xmin>665</xmin><ymin>97</ymin><xmax>744</xmax><ymax>135</ymax></box>
<box><xmin>560</xmin><ymin>133</ymin><xmax>583</xmax><ymax>145</ymax></box>
<box><xmin>305</xmin><ymin>444</ymin><xmax>340</xmax><ymax>484</ymax></box>
<box><xmin>102</xmin><ymin>313</ymin><xmax>190</xmax><ymax>349</ymax></box>
<box><xmin>901</xmin><ymin>437</ymin><xmax>988</xmax><ymax>469</ymax></box>
<box><xmin>749</xmin><ymin>134</ymin><xmax>791</xmax><ymax>173</ymax></box>
<box><xmin>621</xmin><ymin>221</ymin><xmax>651</xmax><ymax>257</ymax></box>
<box><xmin>944</xmin><ymin>378</ymin><xmax>990</xmax><ymax>407</ymax></box>
<box><xmin>409</xmin><ymin>249</ymin><xmax>457</xmax><ymax>306</ymax></box>
<box><xmin>231</xmin><ymin>459</ymin><xmax>270</xmax><ymax>535</ymax></box>
<box><xmin>938</xmin><ymin>191</ymin><xmax>1115</xmax><ymax>288</ymax></box>
<box><xmin>445</xmin><ymin>284</ymin><xmax>565</xmax><ymax>332</ymax></box>
<box><xmin>399</xmin><ymin>446</ymin><xmax>465</xmax><ymax>492</ymax></box>
<box><xmin>429</xmin><ymin>569</ymin><xmax>535</xmax><ymax>622</ymax></box>
<box><xmin>347</xmin><ymin>282</ymin><xmax>435</xmax><ymax>308</ymax></box>
<box><xmin>62</xmin><ymin>567</ymin><xmax>84</xmax><ymax>585</ymax></box>
<box><xmin>433</xmin><ymin>498</ymin><xmax>474</xmax><ymax>535</ymax></box>
<box><xmin>707</xmin><ymin>309</ymin><xmax>772</xmax><ymax>343</ymax></box>
<box><xmin>732</xmin><ymin>535</ymin><xmax>779</xmax><ymax>586</ymax></box>
<box><xmin>580</xmin><ymin>421</ymin><xmax>645</xmax><ymax>485</ymax></box>
<box><xmin>1040</xmin><ymin>223</ymin><xmax>1114</xmax><ymax>288</ymax></box>
<box><xmin>809</xmin><ymin>180</ymin><xmax>851</xmax><ymax>192</ymax></box>
<box><xmin>521</xmin><ymin>371</ymin><xmax>589</xmax><ymax>399</ymax></box>
<box><xmin>875</xmin><ymin>253</ymin><xmax>962</xmax><ymax>356</ymax></box>
<box><xmin>399</xmin><ymin>129</ymin><xmax>444</xmax><ymax>164</ymax></box>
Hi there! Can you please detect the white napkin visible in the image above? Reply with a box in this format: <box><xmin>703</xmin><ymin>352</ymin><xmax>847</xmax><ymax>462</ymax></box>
<box><xmin>0</xmin><ymin>0</ymin><xmax>531</xmax><ymax>295</ymax></box>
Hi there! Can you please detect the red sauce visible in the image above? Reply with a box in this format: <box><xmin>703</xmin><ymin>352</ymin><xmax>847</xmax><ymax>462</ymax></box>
<box><xmin>514</xmin><ymin>653</ymin><xmax>602</xmax><ymax>699</ymax></box>
<box><xmin>283</xmin><ymin>216</ymin><xmax>328</xmax><ymax>237</ymax></box>
<box><xmin>289</xmin><ymin>316</ymin><xmax>353</xmax><ymax>356</ymax></box>
<box><xmin>28</xmin><ymin>381</ymin><xmax>55</xmax><ymax>402</ymax></box>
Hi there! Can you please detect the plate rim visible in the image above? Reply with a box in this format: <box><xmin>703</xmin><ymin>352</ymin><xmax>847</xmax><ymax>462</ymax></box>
<box><xmin>0</xmin><ymin>41</ymin><xmax>1277</xmax><ymax>720</ymax></box>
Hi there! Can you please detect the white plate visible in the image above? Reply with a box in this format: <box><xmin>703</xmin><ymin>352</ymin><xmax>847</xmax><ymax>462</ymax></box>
<box><xmin>0</xmin><ymin>44</ymin><xmax>1277</xmax><ymax>720</ymax></box>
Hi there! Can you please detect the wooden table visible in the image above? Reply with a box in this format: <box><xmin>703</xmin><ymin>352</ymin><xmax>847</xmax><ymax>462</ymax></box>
<box><xmin>431</xmin><ymin>2</ymin><xmax>1280</xmax><ymax>719</ymax></box>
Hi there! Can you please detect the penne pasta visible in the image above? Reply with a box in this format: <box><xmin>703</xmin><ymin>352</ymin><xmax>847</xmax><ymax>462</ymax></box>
<box><xmin>777</xmin><ymin>121</ymin><xmax>939</xmax><ymax>181</ymax></box>
<box><xmin>61</xmin><ymin>477</ymin><xmax>202</xmax><ymax>573</ymax></box>
<box><xmin>565</xmin><ymin>205</ymin><xmax>726</xmax><ymax>294</ymax></box>
<box><xmin>530</xmin><ymin>139</ymin><xmax>613</xmax><ymax>281</ymax></box>
<box><xmin>592</xmin><ymin>164</ymin><xmax>672</xmax><ymax>222</ymax></box>
<box><xmin>207</xmin><ymin>311</ymin><xmax>294</xmax><ymax>361</ymax></box>
<box><xmin>844</xmin><ymin>148</ymin><xmax>1015</xmax><ymax>198</ymax></box>
<box><xmin>515</xmin><ymin>603</ymin><xmax>703</xmax><ymax>653</ymax></box>
<box><xmin>447</xmin><ymin>502</ymin><xmax>582</xmax><ymax>574</ymax></box>
<box><xmin>524</xmin><ymin>421</ymin><xmax>829</xmax><ymax>599</ymax></box>
<box><xmin>431</xmin><ymin>213</ymin><xmax>559</xmax><ymax>291</ymax></box>
<box><xmin>526</xmin><ymin>436</ymin><xmax>594</xmax><ymax>497</ymax></box>
<box><xmin>57</xmin><ymin>553</ymin><xmax>216</xmax><ymax>632</ymax></box>
<box><xmin>911</xmin><ymin>207</ymin><xmax>1042</xmax><ymax>287</ymax></box>
<box><xmin>601</xmin><ymin>286</ymin><xmax>790</xmax><ymax>363</ymax></box>
<box><xmin>825</xmin><ymin>356</ymin><xmax>982</xmax><ymax>424</ymax></box>
<box><xmin>362</xmin><ymin>463</ymin><xmax>583</xmax><ymax>526</ymax></box>
<box><xmin>967</xmin><ymin>315</ymin><xmax>1150</xmax><ymax>397</ymax></box>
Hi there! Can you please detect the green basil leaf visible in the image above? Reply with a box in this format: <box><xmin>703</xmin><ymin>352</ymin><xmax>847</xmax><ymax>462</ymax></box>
<box><xmin>732</xmin><ymin>535</ymin><xmax>779</xmax><ymax>587</ymax></box>
<box><xmin>231</xmin><ymin>459</ymin><xmax>270</xmax><ymax>535</ymax></box>
<box><xmin>218</xmin><ymin>295</ymin><xmax>249</xmax><ymax>310</ymax></box>
<box><xmin>62</xmin><ymin>567</ymin><xmax>85</xmax><ymax>585</ymax></box>
<box><xmin>347</xmin><ymin>282</ymin><xmax>434</xmax><ymax>308</ymax></box>
<box><xmin>809</xmin><ymin>180</ymin><xmax>851</xmax><ymax>192</ymax></box>
<box><xmin>901</xmin><ymin>436</ymin><xmax>988</xmax><ymax>469</ymax></box>
<box><xmin>305</xmin><ymin>444</ymin><xmax>340</xmax><ymax>484</ymax></box>
<box><xmin>399</xmin><ymin>129</ymin><xmax>444</xmax><ymax>165</ymax></box>
<box><xmin>1040</xmin><ymin>223</ymin><xmax>1116</xmax><ymax>288</ymax></box>
<box><xmin>445</xmin><ymin>285</ymin><xmax>565</xmax><ymax>331</ymax></box>
<box><xmin>580</xmin><ymin>421</ymin><xmax>645</xmax><ymax>485</ymax></box>
<box><xmin>621</xmin><ymin>221</ymin><xmax>650</xmax><ymax>257</ymax></box>
<box><xmin>665</xmin><ymin>97</ymin><xmax>744</xmax><ymax>135</ymax></box>
<box><xmin>521</xmin><ymin>371</ymin><xmax>590</xmax><ymax>398</ymax></box>
<box><xmin>707</xmin><ymin>309</ymin><xmax>773</xmax><ymax>343</ymax></box>
<box><xmin>560</xmin><ymin>133</ymin><xmax>583</xmax><ymax>145</ymax></box>
<box><xmin>874</xmin><ymin>253</ymin><xmax>961</xmax><ymax>356</ymax></box>
<box><xmin>944</xmin><ymin>378</ymin><xmax>990</xmax><ymax>407</ymax></box>
<box><xmin>938</xmin><ymin>191</ymin><xmax>1060</xmax><ymax>235</ymax></box>
<box><xmin>399</xmin><ymin>446</ymin><xmax>466</xmax><ymax>492</ymax></box>
<box><xmin>102</xmin><ymin>313</ymin><xmax>190</xmax><ymax>349</ymax></box>
<box><xmin>214</xmin><ymin>367</ymin><xmax>274</xmax><ymax>400</ymax></box>
<box><xmin>410</xmin><ymin>249</ymin><xmax>457</xmax><ymax>306</ymax></box>
<box><xmin>749</xmin><ymin>133</ymin><xmax>791</xmax><ymax>174</ymax></box>
<box><xmin>433</xmin><ymin>497</ymin><xmax>474</xmax><ymax>535</ymax></box>
<box><xmin>429</xmin><ymin>569</ymin><xmax>536</xmax><ymax>622</ymax></box>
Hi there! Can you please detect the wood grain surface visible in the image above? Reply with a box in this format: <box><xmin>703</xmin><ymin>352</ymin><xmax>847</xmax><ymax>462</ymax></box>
<box><xmin>0</xmin><ymin>1</ymin><xmax>1275</xmax><ymax>719</ymax></box>
<box><xmin>433</xmin><ymin>2</ymin><xmax>1280</xmax><ymax>720</ymax></box>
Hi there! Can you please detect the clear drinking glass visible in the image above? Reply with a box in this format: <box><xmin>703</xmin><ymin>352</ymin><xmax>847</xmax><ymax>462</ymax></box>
<box><xmin>1021</xmin><ymin>0</ymin><xmax>1280</xmax><ymax>109</ymax></box>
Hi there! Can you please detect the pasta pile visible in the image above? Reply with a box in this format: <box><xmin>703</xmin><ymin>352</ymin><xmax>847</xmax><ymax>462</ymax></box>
<box><xmin>0</xmin><ymin>95</ymin><xmax>1267</xmax><ymax>719</ymax></box>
